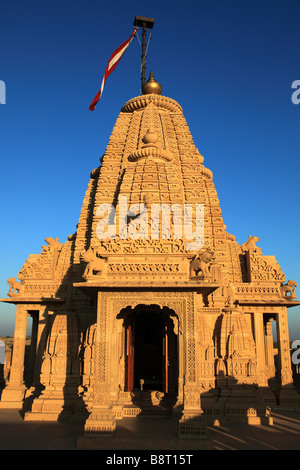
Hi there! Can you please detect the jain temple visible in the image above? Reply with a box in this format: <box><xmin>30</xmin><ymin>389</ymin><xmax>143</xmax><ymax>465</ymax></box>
<box><xmin>1</xmin><ymin>69</ymin><xmax>300</xmax><ymax>443</ymax></box>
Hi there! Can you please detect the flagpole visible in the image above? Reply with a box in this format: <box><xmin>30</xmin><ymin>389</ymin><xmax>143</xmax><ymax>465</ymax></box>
<box><xmin>142</xmin><ymin>22</ymin><xmax>146</xmax><ymax>85</ymax></box>
<box><xmin>133</xmin><ymin>16</ymin><xmax>155</xmax><ymax>88</ymax></box>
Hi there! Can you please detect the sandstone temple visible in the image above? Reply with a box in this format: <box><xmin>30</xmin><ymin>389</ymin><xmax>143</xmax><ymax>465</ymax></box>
<box><xmin>1</xmin><ymin>71</ymin><xmax>299</xmax><ymax>441</ymax></box>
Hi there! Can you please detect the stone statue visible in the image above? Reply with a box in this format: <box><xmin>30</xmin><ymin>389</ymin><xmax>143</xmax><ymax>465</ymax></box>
<box><xmin>190</xmin><ymin>248</ymin><xmax>215</xmax><ymax>278</ymax></box>
<box><xmin>280</xmin><ymin>280</ymin><xmax>297</xmax><ymax>301</ymax></box>
<box><xmin>7</xmin><ymin>277</ymin><xmax>22</xmax><ymax>295</ymax></box>
<box><xmin>223</xmin><ymin>277</ymin><xmax>236</xmax><ymax>306</ymax></box>
<box><xmin>240</xmin><ymin>235</ymin><xmax>261</xmax><ymax>253</ymax></box>
<box><xmin>81</xmin><ymin>247</ymin><xmax>107</xmax><ymax>279</ymax></box>
<box><xmin>41</xmin><ymin>237</ymin><xmax>63</xmax><ymax>253</ymax></box>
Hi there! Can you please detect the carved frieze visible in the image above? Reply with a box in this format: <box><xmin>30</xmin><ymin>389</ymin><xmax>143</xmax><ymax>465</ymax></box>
<box><xmin>108</xmin><ymin>263</ymin><xmax>181</xmax><ymax>275</ymax></box>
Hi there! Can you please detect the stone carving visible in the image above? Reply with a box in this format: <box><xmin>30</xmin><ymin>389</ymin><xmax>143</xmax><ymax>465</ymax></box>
<box><xmin>81</xmin><ymin>247</ymin><xmax>107</xmax><ymax>279</ymax></box>
<box><xmin>280</xmin><ymin>280</ymin><xmax>297</xmax><ymax>301</ymax></box>
<box><xmin>95</xmin><ymin>238</ymin><xmax>187</xmax><ymax>255</ymax></box>
<box><xmin>190</xmin><ymin>248</ymin><xmax>215</xmax><ymax>278</ymax></box>
<box><xmin>128</xmin><ymin>127</ymin><xmax>173</xmax><ymax>163</ymax></box>
<box><xmin>227</xmin><ymin>325</ymin><xmax>241</xmax><ymax>358</ymax></box>
<box><xmin>16</xmin><ymin>237</ymin><xmax>73</xmax><ymax>286</ymax></box>
<box><xmin>223</xmin><ymin>278</ymin><xmax>236</xmax><ymax>306</ymax></box>
<box><xmin>41</xmin><ymin>237</ymin><xmax>63</xmax><ymax>253</ymax></box>
<box><xmin>240</xmin><ymin>235</ymin><xmax>261</xmax><ymax>253</ymax></box>
<box><xmin>108</xmin><ymin>263</ymin><xmax>180</xmax><ymax>275</ymax></box>
<box><xmin>7</xmin><ymin>277</ymin><xmax>23</xmax><ymax>295</ymax></box>
<box><xmin>247</xmin><ymin>251</ymin><xmax>285</xmax><ymax>282</ymax></box>
<box><xmin>80</xmin><ymin>324</ymin><xmax>96</xmax><ymax>391</ymax></box>
<box><xmin>215</xmin><ymin>357</ymin><xmax>227</xmax><ymax>376</ymax></box>
<box><xmin>36</xmin><ymin>312</ymin><xmax>81</xmax><ymax>420</ymax></box>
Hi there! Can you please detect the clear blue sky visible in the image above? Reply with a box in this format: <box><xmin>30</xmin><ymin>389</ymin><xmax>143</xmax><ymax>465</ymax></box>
<box><xmin>0</xmin><ymin>0</ymin><xmax>299</xmax><ymax>337</ymax></box>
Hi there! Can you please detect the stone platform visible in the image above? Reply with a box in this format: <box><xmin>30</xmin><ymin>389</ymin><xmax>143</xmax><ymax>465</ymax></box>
<box><xmin>1</xmin><ymin>408</ymin><xmax>300</xmax><ymax>450</ymax></box>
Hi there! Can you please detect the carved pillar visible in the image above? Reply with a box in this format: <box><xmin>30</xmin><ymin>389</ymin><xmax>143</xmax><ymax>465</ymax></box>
<box><xmin>0</xmin><ymin>304</ymin><xmax>28</xmax><ymax>408</ymax></box>
<box><xmin>25</xmin><ymin>310</ymin><xmax>82</xmax><ymax>421</ymax></box>
<box><xmin>84</xmin><ymin>291</ymin><xmax>116</xmax><ymax>437</ymax></box>
<box><xmin>275</xmin><ymin>307</ymin><xmax>300</xmax><ymax>406</ymax></box>
<box><xmin>178</xmin><ymin>292</ymin><xmax>207</xmax><ymax>439</ymax></box>
<box><xmin>276</xmin><ymin>308</ymin><xmax>293</xmax><ymax>387</ymax></box>
<box><xmin>176</xmin><ymin>316</ymin><xmax>184</xmax><ymax>408</ymax></box>
<box><xmin>264</xmin><ymin>317</ymin><xmax>275</xmax><ymax>379</ymax></box>
<box><xmin>253</xmin><ymin>310</ymin><xmax>268</xmax><ymax>387</ymax></box>
<box><xmin>80</xmin><ymin>322</ymin><xmax>96</xmax><ymax>404</ymax></box>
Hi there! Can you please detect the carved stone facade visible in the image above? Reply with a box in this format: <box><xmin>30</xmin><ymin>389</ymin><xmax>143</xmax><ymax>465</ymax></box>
<box><xmin>1</xmin><ymin>75</ymin><xmax>299</xmax><ymax>441</ymax></box>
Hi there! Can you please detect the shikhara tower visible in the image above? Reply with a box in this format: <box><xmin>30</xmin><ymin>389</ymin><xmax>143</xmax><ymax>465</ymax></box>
<box><xmin>1</xmin><ymin>69</ymin><xmax>299</xmax><ymax>442</ymax></box>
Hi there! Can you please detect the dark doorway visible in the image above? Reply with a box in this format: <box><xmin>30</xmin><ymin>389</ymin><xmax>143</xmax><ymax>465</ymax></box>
<box><xmin>124</xmin><ymin>306</ymin><xmax>178</xmax><ymax>396</ymax></box>
<box><xmin>134</xmin><ymin>311</ymin><xmax>163</xmax><ymax>391</ymax></box>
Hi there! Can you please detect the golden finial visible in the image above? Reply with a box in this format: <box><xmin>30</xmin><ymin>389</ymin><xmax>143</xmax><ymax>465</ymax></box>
<box><xmin>142</xmin><ymin>71</ymin><xmax>162</xmax><ymax>95</ymax></box>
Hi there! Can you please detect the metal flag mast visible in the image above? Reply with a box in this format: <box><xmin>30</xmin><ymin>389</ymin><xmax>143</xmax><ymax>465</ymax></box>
<box><xmin>133</xmin><ymin>16</ymin><xmax>155</xmax><ymax>88</ymax></box>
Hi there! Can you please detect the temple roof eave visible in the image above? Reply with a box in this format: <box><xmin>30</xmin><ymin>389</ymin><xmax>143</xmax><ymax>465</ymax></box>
<box><xmin>237</xmin><ymin>300</ymin><xmax>300</xmax><ymax>308</ymax></box>
<box><xmin>0</xmin><ymin>296</ymin><xmax>65</xmax><ymax>305</ymax></box>
<box><xmin>73</xmin><ymin>281</ymin><xmax>220</xmax><ymax>298</ymax></box>
<box><xmin>73</xmin><ymin>281</ymin><xmax>220</xmax><ymax>288</ymax></box>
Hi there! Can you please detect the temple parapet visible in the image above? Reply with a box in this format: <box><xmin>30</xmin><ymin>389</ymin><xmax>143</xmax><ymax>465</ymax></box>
<box><xmin>5</xmin><ymin>236</ymin><xmax>74</xmax><ymax>301</ymax></box>
<box><xmin>245</xmin><ymin>250</ymin><xmax>285</xmax><ymax>283</ymax></box>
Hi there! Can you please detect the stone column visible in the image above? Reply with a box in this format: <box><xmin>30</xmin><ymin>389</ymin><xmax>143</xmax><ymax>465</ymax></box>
<box><xmin>276</xmin><ymin>308</ymin><xmax>293</xmax><ymax>387</ymax></box>
<box><xmin>22</xmin><ymin>307</ymin><xmax>49</xmax><ymax>415</ymax></box>
<box><xmin>253</xmin><ymin>309</ymin><xmax>268</xmax><ymax>387</ymax></box>
<box><xmin>0</xmin><ymin>304</ymin><xmax>28</xmax><ymax>408</ymax></box>
<box><xmin>264</xmin><ymin>317</ymin><xmax>275</xmax><ymax>379</ymax></box>
<box><xmin>275</xmin><ymin>307</ymin><xmax>300</xmax><ymax>406</ymax></box>
<box><xmin>84</xmin><ymin>291</ymin><xmax>116</xmax><ymax>437</ymax></box>
<box><xmin>178</xmin><ymin>292</ymin><xmax>207</xmax><ymax>439</ymax></box>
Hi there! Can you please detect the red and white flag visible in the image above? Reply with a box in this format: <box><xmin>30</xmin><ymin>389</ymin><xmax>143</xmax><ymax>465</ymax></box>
<box><xmin>89</xmin><ymin>28</ymin><xmax>138</xmax><ymax>111</ymax></box>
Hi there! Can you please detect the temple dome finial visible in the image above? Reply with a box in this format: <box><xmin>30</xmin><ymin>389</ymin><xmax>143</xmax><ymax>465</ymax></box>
<box><xmin>142</xmin><ymin>71</ymin><xmax>162</xmax><ymax>95</ymax></box>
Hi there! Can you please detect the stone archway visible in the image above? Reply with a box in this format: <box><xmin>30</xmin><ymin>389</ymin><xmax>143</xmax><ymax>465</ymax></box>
<box><xmin>93</xmin><ymin>291</ymin><xmax>197</xmax><ymax>407</ymax></box>
<box><xmin>84</xmin><ymin>290</ymin><xmax>203</xmax><ymax>436</ymax></box>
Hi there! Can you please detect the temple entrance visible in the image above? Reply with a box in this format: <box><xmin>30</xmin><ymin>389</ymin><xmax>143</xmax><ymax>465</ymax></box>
<box><xmin>134</xmin><ymin>311</ymin><xmax>162</xmax><ymax>390</ymax></box>
<box><xmin>124</xmin><ymin>306</ymin><xmax>178</xmax><ymax>396</ymax></box>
